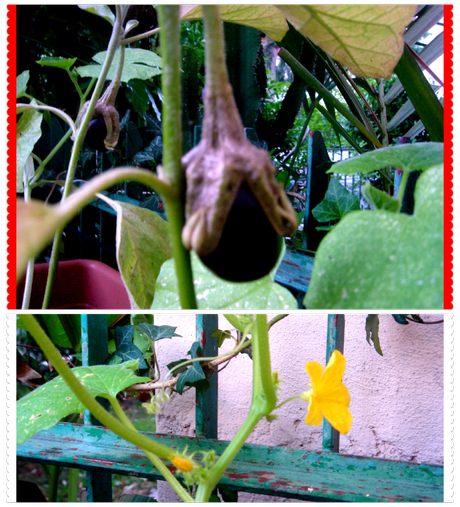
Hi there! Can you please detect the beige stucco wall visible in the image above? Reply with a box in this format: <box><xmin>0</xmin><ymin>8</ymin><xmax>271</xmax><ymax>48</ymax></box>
<box><xmin>150</xmin><ymin>313</ymin><xmax>444</xmax><ymax>501</ymax></box>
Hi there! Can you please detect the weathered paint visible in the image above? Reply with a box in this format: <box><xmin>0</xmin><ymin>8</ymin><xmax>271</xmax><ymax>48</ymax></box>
<box><xmin>17</xmin><ymin>423</ymin><xmax>443</xmax><ymax>502</ymax></box>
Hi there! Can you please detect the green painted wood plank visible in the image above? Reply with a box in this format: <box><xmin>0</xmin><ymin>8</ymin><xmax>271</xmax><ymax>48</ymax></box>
<box><xmin>275</xmin><ymin>249</ymin><xmax>314</xmax><ymax>293</ymax></box>
<box><xmin>17</xmin><ymin>423</ymin><xmax>443</xmax><ymax>502</ymax></box>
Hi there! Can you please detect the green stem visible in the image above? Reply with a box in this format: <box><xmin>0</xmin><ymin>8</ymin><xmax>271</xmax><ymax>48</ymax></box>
<box><xmin>20</xmin><ymin>315</ymin><xmax>187</xmax><ymax>464</ymax></box>
<box><xmin>195</xmin><ymin>314</ymin><xmax>276</xmax><ymax>502</ymax></box>
<box><xmin>21</xmin><ymin>184</ymin><xmax>34</xmax><ymax>309</ymax></box>
<box><xmin>279</xmin><ymin>48</ymin><xmax>383</xmax><ymax>149</ymax></box>
<box><xmin>67</xmin><ymin>468</ymin><xmax>79</xmax><ymax>502</ymax></box>
<box><xmin>396</xmin><ymin>169</ymin><xmax>410</xmax><ymax>204</ymax></box>
<box><xmin>42</xmin><ymin>5</ymin><xmax>126</xmax><ymax>309</ymax></box>
<box><xmin>109</xmin><ymin>398</ymin><xmax>194</xmax><ymax>502</ymax></box>
<box><xmin>47</xmin><ymin>464</ymin><xmax>62</xmax><ymax>502</ymax></box>
<box><xmin>16</xmin><ymin>104</ymin><xmax>77</xmax><ymax>138</ymax></box>
<box><xmin>158</xmin><ymin>5</ymin><xmax>197</xmax><ymax>310</ymax></box>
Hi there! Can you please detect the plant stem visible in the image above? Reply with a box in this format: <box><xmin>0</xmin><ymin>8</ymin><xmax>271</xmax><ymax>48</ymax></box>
<box><xmin>195</xmin><ymin>314</ymin><xmax>276</xmax><ymax>502</ymax></box>
<box><xmin>20</xmin><ymin>315</ymin><xmax>187</xmax><ymax>465</ymax></box>
<box><xmin>21</xmin><ymin>184</ymin><xmax>34</xmax><ymax>309</ymax></box>
<box><xmin>16</xmin><ymin>104</ymin><xmax>77</xmax><ymax>138</ymax></box>
<box><xmin>158</xmin><ymin>5</ymin><xmax>197</xmax><ymax>309</ymax></box>
<box><xmin>42</xmin><ymin>5</ymin><xmax>126</xmax><ymax>309</ymax></box>
<box><xmin>279</xmin><ymin>48</ymin><xmax>383</xmax><ymax>149</ymax></box>
<box><xmin>110</xmin><ymin>397</ymin><xmax>194</xmax><ymax>502</ymax></box>
<box><xmin>47</xmin><ymin>465</ymin><xmax>62</xmax><ymax>502</ymax></box>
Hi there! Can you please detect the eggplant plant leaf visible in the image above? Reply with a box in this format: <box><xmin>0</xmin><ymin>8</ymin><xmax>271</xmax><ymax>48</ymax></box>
<box><xmin>17</xmin><ymin>70</ymin><xmax>30</xmax><ymax>99</ymax></box>
<box><xmin>36</xmin><ymin>56</ymin><xmax>77</xmax><ymax>71</ymax></box>
<box><xmin>276</xmin><ymin>5</ymin><xmax>417</xmax><ymax>78</ymax></box>
<box><xmin>304</xmin><ymin>164</ymin><xmax>443</xmax><ymax>309</ymax></box>
<box><xmin>97</xmin><ymin>195</ymin><xmax>172</xmax><ymax>309</ymax></box>
<box><xmin>17</xmin><ymin>360</ymin><xmax>150</xmax><ymax>444</ymax></box>
<box><xmin>17</xmin><ymin>102</ymin><xmax>43</xmax><ymax>192</ymax></box>
<box><xmin>362</xmin><ymin>182</ymin><xmax>400</xmax><ymax>212</ymax></box>
<box><xmin>152</xmin><ymin>252</ymin><xmax>297</xmax><ymax>310</ymax></box>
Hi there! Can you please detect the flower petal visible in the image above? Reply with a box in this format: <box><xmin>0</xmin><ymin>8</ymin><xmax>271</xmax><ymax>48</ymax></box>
<box><xmin>320</xmin><ymin>350</ymin><xmax>346</xmax><ymax>391</ymax></box>
<box><xmin>305</xmin><ymin>396</ymin><xmax>323</xmax><ymax>426</ymax></box>
<box><xmin>305</xmin><ymin>361</ymin><xmax>324</xmax><ymax>390</ymax></box>
<box><xmin>320</xmin><ymin>382</ymin><xmax>351</xmax><ymax>407</ymax></box>
<box><xmin>321</xmin><ymin>402</ymin><xmax>353</xmax><ymax>435</ymax></box>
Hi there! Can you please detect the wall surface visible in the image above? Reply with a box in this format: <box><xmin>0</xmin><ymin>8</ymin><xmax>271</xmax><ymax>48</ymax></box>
<box><xmin>150</xmin><ymin>313</ymin><xmax>444</xmax><ymax>501</ymax></box>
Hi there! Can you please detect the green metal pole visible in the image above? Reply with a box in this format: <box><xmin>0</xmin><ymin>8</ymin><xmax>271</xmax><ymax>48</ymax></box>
<box><xmin>322</xmin><ymin>315</ymin><xmax>345</xmax><ymax>453</ymax></box>
<box><xmin>81</xmin><ymin>314</ymin><xmax>113</xmax><ymax>502</ymax></box>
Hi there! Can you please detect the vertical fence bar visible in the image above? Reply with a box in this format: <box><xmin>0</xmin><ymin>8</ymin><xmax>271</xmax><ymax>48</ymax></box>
<box><xmin>81</xmin><ymin>314</ymin><xmax>113</xmax><ymax>502</ymax></box>
<box><xmin>322</xmin><ymin>314</ymin><xmax>345</xmax><ymax>453</ymax></box>
<box><xmin>195</xmin><ymin>314</ymin><xmax>219</xmax><ymax>439</ymax></box>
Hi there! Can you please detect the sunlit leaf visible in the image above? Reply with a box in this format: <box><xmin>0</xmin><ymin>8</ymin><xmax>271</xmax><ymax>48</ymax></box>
<box><xmin>362</xmin><ymin>182</ymin><xmax>400</xmax><ymax>212</ymax></box>
<box><xmin>36</xmin><ymin>56</ymin><xmax>77</xmax><ymax>71</ymax></box>
<box><xmin>17</xmin><ymin>360</ymin><xmax>150</xmax><ymax>444</ymax></box>
<box><xmin>17</xmin><ymin>103</ymin><xmax>43</xmax><ymax>192</ymax></box>
<box><xmin>304</xmin><ymin>165</ymin><xmax>443</xmax><ymax>309</ymax></box>
<box><xmin>276</xmin><ymin>5</ymin><xmax>417</xmax><ymax>78</ymax></box>
<box><xmin>78</xmin><ymin>4</ymin><xmax>115</xmax><ymax>25</ymax></box>
<box><xmin>76</xmin><ymin>48</ymin><xmax>162</xmax><ymax>82</ymax></box>
<box><xmin>180</xmin><ymin>5</ymin><xmax>289</xmax><ymax>42</ymax></box>
<box><xmin>17</xmin><ymin>70</ymin><xmax>30</xmax><ymax>99</ymax></box>
<box><xmin>152</xmin><ymin>252</ymin><xmax>297</xmax><ymax>310</ymax></box>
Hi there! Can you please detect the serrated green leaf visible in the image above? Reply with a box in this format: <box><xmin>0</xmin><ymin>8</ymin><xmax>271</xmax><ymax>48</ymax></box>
<box><xmin>312</xmin><ymin>178</ymin><xmax>360</xmax><ymax>223</ymax></box>
<box><xmin>362</xmin><ymin>182</ymin><xmax>400</xmax><ymax>212</ymax></box>
<box><xmin>329</xmin><ymin>143</ymin><xmax>444</xmax><ymax>177</ymax></box>
<box><xmin>36</xmin><ymin>56</ymin><xmax>77</xmax><ymax>71</ymax></box>
<box><xmin>17</xmin><ymin>70</ymin><xmax>30</xmax><ymax>99</ymax></box>
<box><xmin>152</xmin><ymin>252</ymin><xmax>297</xmax><ymax>310</ymax></box>
<box><xmin>365</xmin><ymin>314</ymin><xmax>383</xmax><ymax>355</ymax></box>
<box><xmin>17</xmin><ymin>360</ymin><xmax>150</xmax><ymax>444</ymax></box>
<box><xmin>304</xmin><ymin>165</ymin><xmax>443</xmax><ymax>309</ymax></box>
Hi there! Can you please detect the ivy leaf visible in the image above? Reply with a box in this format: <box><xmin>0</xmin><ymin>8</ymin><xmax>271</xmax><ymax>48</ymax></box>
<box><xmin>304</xmin><ymin>165</ymin><xmax>443</xmax><ymax>309</ymax></box>
<box><xmin>392</xmin><ymin>314</ymin><xmax>410</xmax><ymax>325</ymax></box>
<box><xmin>312</xmin><ymin>178</ymin><xmax>360</xmax><ymax>223</ymax></box>
<box><xmin>137</xmin><ymin>324</ymin><xmax>181</xmax><ymax>343</ymax></box>
<box><xmin>17</xmin><ymin>360</ymin><xmax>150</xmax><ymax>444</ymax></box>
<box><xmin>211</xmin><ymin>329</ymin><xmax>233</xmax><ymax>348</ymax></box>
<box><xmin>365</xmin><ymin>315</ymin><xmax>383</xmax><ymax>356</ymax></box>
<box><xmin>152</xmin><ymin>252</ymin><xmax>297</xmax><ymax>310</ymax></box>
<box><xmin>110</xmin><ymin>326</ymin><xmax>148</xmax><ymax>369</ymax></box>
<box><xmin>176</xmin><ymin>342</ymin><xmax>206</xmax><ymax>395</ymax></box>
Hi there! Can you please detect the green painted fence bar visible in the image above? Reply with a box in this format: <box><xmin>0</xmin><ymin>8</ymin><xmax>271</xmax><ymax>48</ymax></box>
<box><xmin>81</xmin><ymin>314</ymin><xmax>113</xmax><ymax>502</ymax></box>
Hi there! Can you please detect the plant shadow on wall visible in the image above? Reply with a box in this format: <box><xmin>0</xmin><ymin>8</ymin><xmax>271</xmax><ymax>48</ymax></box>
<box><xmin>16</xmin><ymin>5</ymin><xmax>444</xmax><ymax>310</ymax></box>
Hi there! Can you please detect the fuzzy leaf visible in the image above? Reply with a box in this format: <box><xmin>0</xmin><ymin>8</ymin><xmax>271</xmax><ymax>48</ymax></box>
<box><xmin>36</xmin><ymin>56</ymin><xmax>77</xmax><ymax>71</ymax></box>
<box><xmin>329</xmin><ymin>142</ymin><xmax>444</xmax><ymax>177</ymax></box>
<box><xmin>78</xmin><ymin>5</ymin><xmax>115</xmax><ymax>25</ymax></box>
<box><xmin>304</xmin><ymin>165</ymin><xmax>443</xmax><ymax>309</ymax></box>
<box><xmin>17</xmin><ymin>103</ymin><xmax>43</xmax><ymax>192</ymax></box>
<box><xmin>277</xmin><ymin>5</ymin><xmax>417</xmax><ymax>78</ymax></box>
<box><xmin>17</xmin><ymin>70</ymin><xmax>30</xmax><ymax>99</ymax></box>
<box><xmin>17</xmin><ymin>360</ymin><xmax>150</xmax><ymax>444</ymax></box>
<box><xmin>362</xmin><ymin>182</ymin><xmax>400</xmax><ymax>212</ymax></box>
<box><xmin>152</xmin><ymin>252</ymin><xmax>297</xmax><ymax>310</ymax></box>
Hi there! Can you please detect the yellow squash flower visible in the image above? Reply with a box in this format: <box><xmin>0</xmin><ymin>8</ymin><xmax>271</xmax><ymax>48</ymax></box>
<box><xmin>301</xmin><ymin>350</ymin><xmax>352</xmax><ymax>435</ymax></box>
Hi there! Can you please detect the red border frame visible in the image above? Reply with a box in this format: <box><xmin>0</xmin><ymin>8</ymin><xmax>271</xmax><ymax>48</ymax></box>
<box><xmin>443</xmin><ymin>5</ymin><xmax>453</xmax><ymax>309</ymax></box>
<box><xmin>7</xmin><ymin>5</ymin><xmax>16</xmax><ymax>309</ymax></box>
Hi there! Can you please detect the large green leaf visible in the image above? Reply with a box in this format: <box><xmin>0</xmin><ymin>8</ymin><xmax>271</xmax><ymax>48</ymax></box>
<box><xmin>17</xmin><ymin>360</ymin><xmax>150</xmax><ymax>444</ymax></box>
<box><xmin>76</xmin><ymin>48</ymin><xmax>162</xmax><ymax>82</ymax></box>
<box><xmin>180</xmin><ymin>5</ymin><xmax>289</xmax><ymax>42</ymax></box>
<box><xmin>152</xmin><ymin>252</ymin><xmax>297</xmax><ymax>310</ymax></box>
<box><xmin>330</xmin><ymin>142</ymin><xmax>444</xmax><ymax>177</ymax></box>
<box><xmin>98</xmin><ymin>196</ymin><xmax>172</xmax><ymax>309</ymax></box>
<box><xmin>276</xmin><ymin>5</ymin><xmax>417</xmax><ymax>78</ymax></box>
<box><xmin>304</xmin><ymin>165</ymin><xmax>443</xmax><ymax>309</ymax></box>
<box><xmin>78</xmin><ymin>5</ymin><xmax>115</xmax><ymax>25</ymax></box>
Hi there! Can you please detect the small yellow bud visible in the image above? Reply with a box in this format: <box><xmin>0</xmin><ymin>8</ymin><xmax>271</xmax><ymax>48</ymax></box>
<box><xmin>172</xmin><ymin>456</ymin><xmax>194</xmax><ymax>473</ymax></box>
